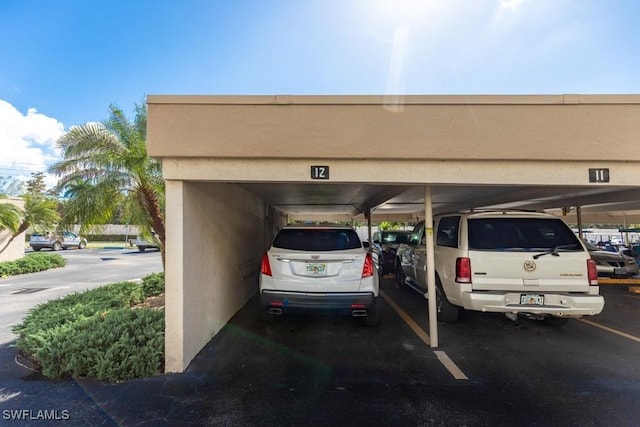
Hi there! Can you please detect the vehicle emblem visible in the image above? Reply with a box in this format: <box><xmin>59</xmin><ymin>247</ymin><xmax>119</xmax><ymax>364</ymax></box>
<box><xmin>311</xmin><ymin>255</ymin><xmax>320</xmax><ymax>260</ymax></box>
<box><xmin>523</xmin><ymin>260</ymin><xmax>536</xmax><ymax>272</ymax></box>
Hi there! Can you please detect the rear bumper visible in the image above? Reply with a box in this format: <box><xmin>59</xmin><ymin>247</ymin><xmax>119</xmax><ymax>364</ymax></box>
<box><xmin>260</xmin><ymin>290</ymin><xmax>376</xmax><ymax>314</ymax></box>
<box><xmin>460</xmin><ymin>291</ymin><xmax>605</xmax><ymax>317</ymax></box>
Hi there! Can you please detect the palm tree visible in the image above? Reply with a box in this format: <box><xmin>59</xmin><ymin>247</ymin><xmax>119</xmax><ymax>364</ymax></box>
<box><xmin>48</xmin><ymin>102</ymin><xmax>166</xmax><ymax>267</ymax></box>
<box><xmin>0</xmin><ymin>194</ymin><xmax>60</xmax><ymax>254</ymax></box>
<box><xmin>0</xmin><ymin>198</ymin><xmax>20</xmax><ymax>235</ymax></box>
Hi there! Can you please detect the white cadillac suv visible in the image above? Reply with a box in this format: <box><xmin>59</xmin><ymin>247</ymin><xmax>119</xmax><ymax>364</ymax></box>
<box><xmin>259</xmin><ymin>224</ymin><xmax>380</xmax><ymax>326</ymax></box>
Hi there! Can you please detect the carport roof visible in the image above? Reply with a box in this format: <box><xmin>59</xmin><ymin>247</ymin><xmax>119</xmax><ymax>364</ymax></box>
<box><xmin>148</xmin><ymin>94</ymin><xmax>640</xmax><ymax>224</ymax></box>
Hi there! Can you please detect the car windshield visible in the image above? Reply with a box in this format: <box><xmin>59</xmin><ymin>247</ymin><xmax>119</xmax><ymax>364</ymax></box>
<box><xmin>382</xmin><ymin>232</ymin><xmax>409</xmax><ymax>244</ymax></box>
<box><xmin>272</xmin><ymin>228</ymin><xmax>362</xmax><ymax>251</ymax></box>
<box><xmin>468</xmin><ymin>218</ymin><xmax>582</xmax><ymax>251</ymax></box>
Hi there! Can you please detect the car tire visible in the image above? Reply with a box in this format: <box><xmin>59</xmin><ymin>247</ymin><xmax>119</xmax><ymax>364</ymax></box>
<box><xmin>395</xmin><ymin>259</ymin><xmax>406</xmax><ymax>287</ymax></box>
<box><xmin>138</xmin><ymin>246</ymin><xmax>146</xmax><ymax>252</ymax></box>
<box><xmin>32</xmin><ymin>247</ymin><xmax>41</xmax><ymax>252</ymax></box>
<box><xmin>52</xmin><ymin>241</ymin><xmax>62</xmax><ymax>251</ymax></box>
<box><xmin>78</xmin><ymin>241</ymin><xmax>86</xmax><ymax>249</ymax></box>
<box><xmin>435</xmin><ymin>278</ymin><xmax>460</xmax><ymax>323</ymax></box>
<box><xmin>541</xmin><ymin>316</ymin><xmax>569</xmax><ymax>327</ymax></box>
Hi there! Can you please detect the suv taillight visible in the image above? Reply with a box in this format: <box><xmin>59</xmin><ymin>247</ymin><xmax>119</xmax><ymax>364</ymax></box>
<box><xmin>362</xmin><ymin>253</ymin><xmax>374</xmax><ymax>278</ymax></box>
<box><xmin>587</xmin><ymin>259</ymin><xmax>598</xmax><ymax>286</ymax></box>
<box><xmin>456</xmin><ymin>257</ymin><xmax>472</xmax><ymax>283</ymax></box>
<box><xmin>261</xmin><ymin>253</ymin><xmax>272</xmax><ymax>276</ymax></box>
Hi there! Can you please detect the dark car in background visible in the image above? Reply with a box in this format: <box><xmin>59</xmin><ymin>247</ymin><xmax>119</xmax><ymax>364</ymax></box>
<box><xmin>371</xmin><ymin>229</ymin><xmax>411</xmax><ymax>276</ymax></box>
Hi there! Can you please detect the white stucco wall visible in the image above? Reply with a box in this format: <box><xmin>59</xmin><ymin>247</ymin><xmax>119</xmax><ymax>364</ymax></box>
<box><xmin>165</xmin><ymin>181</ymin><xmax>272</xmax><ymax>372</ymax></box>
<box><xmin>0</xmin><ymin>198</ymin><xmax>25</xmax><ymax>264</ymax></box>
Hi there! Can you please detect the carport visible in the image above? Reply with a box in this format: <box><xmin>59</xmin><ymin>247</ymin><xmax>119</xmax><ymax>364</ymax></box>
<box><xmin>146</xmin><ymin>94</ymin><xmax>640</xmax><ymax>373</ymax></box>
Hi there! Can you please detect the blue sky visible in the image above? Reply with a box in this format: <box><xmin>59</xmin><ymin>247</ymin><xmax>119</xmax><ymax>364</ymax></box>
<box><xmin>1</xmin><ymin>0</ymin><xmax>640</xmax><ymax>185</ymax></box>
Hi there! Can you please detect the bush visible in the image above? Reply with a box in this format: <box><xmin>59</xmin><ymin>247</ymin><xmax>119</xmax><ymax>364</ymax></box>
<box><xmin>0</xmin><ymin>253</ymin><xmax>65</xmax><ymax>277</ymax></box>
<box><xmin>141</xmin><ymin>272</ymin><xmax>164</xmax><ymax>297</ymax></box>
<box><xmin>12</xmin><ymin>273</ymin><xmax>165</xmax><ymax>382</ymax></box>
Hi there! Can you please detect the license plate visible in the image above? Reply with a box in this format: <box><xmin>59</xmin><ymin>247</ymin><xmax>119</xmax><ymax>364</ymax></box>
<box><xmin>613</xmin><ymin>267</ymin><xmax>627</xmax><ymax>276</ymax></box>
<box><xmin>520</xmin><ymin>294</ymin><xmax>544</xmax><ymax>305</ymax></box>
<box><xmin>306</xmin><ymin>263</ymin><xmax>327</xmax><ymax>275</ymax></box>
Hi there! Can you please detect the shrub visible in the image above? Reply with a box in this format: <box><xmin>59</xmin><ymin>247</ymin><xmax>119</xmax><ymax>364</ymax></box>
<box><xmin>141</xmin><ymin>272</ymin><xmax>164</xmax><ymax>297</ymax></box>
<box><xmin>12</xmin><ymin>273</ymin><xmax>165</xmax><ymax>382</ymax></box>
<box><xmin>37</xmin><ymin>308</ymin><xmax>164</xmax><ymax>380</ymax></box>
<box><xmin>0</xmin><ymin>253</ymin><xmax>65</xmax><ymax>277</ymax></box>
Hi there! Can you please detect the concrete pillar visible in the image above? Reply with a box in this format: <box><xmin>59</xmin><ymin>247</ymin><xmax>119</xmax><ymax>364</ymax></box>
<box><xmin>424</xmin><ymin>186</ymin><xmax>438</xmax><ymax>347</ymax></box>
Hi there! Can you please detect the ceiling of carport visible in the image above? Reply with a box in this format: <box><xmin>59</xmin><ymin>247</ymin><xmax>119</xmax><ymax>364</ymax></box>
<box><xmin>239</xmin><ymin>182</ymin><xmax>640</xmax><ymax>224</ymax></box>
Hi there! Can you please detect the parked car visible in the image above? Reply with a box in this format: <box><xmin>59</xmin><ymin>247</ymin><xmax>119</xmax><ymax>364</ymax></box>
<box><xmin>371</xmin><ymin>229</ymin><xmax>411</xmax><ymax>276</ymax></box>
<box><xmin>259</xmin><ymin>224</ymin><xmax>379</xmax><ymax>325</ymax></box>
<box><xmin>30</xmin><ymin>231</ymin><xmax>87</xmax><ymax>251</ymax></box>
<box><xmin>395</xmin><ymin>210</ymin><xmax>604</xmax><ymax>326</ymax></box>
<box><xmin>135</xmin><ymin>232</ymin><xmax>160</xmax><ymax>252</ymax></box>
<box><xmin>584</xmin><ymin>241</ymin><xmax>640</xmax><ymax>277</ymax></box>
<box><xmin>621</xmin><ymin>248</ymin><xmax>640</xmax><ymax>266</ymax></box>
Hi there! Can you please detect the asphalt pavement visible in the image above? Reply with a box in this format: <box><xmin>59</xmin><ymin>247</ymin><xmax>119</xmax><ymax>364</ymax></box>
<box><xmin>1</xmin><ymin>256</ymin><xmax>640</xmax><ymax>426</ymax></box>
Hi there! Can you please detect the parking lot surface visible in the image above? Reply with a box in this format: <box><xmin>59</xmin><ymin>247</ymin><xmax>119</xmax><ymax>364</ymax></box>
<box><xmin>1</xmin><ymin>270</ymin><xmax>639</xmax><ymax>426</ymax></box>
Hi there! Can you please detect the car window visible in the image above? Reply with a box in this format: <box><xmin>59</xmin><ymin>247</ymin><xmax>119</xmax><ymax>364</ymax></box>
<box><xmin>272</xmin><ymin>228</ymin><xmax>362</xmax><ymax>251</ymax></box>
<box><xmin>437</xmin><ymin>216</ymin><xmax>460</xmax><ymax>248</ymax></box>
<box><xmin>468</xmin><ymin>218</ymin><xmax>581</xmax><ymax>251</ymax></box>
<box><xmin>409</xmin><ymin>223</ymin><xmax>424</xmax><ymax>245</ymax></box>
<box><xmin>382</xmin><ymin>231</ymin><xmax>409</xmax><ymax>244</ymax></box>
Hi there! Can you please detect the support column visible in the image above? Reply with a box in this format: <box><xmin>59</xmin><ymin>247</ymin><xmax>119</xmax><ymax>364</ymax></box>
<box><xmin>576</xmin><ymin>206</ymin><xmax>583</xmax><ymax>240</ymax></box>
<box><xmin>424</xmin><ymin>186</ymin><xmax>438</xmax><ymax>347</ymax></box>
<box><xmin>164</xmin><ymin>179</ymin><xmax>185</xmax><ymax>372</ymax></box>
<box><xmin>365</xmin><ymin>208</ymin><xmax>372</xmax><ymax>250</ymax></box>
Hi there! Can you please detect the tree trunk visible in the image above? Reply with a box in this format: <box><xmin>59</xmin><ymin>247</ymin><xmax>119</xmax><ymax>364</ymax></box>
<box><xmin>0</xmin><ymin>221</ymin><xmax>29</xmax><ymax>255</ymax></box>
<box><xmin>139</xmin><ymin>186</ymin><xmax>166</xmax><ymax>269</ymax></box>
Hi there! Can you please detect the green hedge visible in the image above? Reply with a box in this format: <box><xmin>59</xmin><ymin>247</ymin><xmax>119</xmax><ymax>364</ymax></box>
<box><xmin>0</xmin><ymin>253</ymin><xmax>66</xmax><ymax>277</ymax></box>
<box><xmin>12</xmin><ymin>273</ymin><xmax>165</xmax><ymax>381</ymax></box>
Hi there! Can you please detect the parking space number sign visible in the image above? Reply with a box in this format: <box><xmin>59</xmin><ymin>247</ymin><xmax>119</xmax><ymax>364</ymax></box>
<box><xmin>589</xmin><ymin>168</ymin><xmax>609</xmax><ymax>183</ymax></box>
<box><xmin>311</xmin><ymin>166</ymin><xmax>329</xmax><ymax>180</ymax></box>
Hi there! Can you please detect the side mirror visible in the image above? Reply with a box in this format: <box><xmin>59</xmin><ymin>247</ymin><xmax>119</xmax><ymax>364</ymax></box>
<box><xmin>362</xmin><ymin>241</ymin><xmax>370</xmax><ymax>249</ymax></box>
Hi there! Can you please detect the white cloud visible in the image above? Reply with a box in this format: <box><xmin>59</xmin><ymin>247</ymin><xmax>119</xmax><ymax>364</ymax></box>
<box><xmin>0</xmin><ymin>99</ymin><xmax>64</xmax><ymax>189</ymax></box>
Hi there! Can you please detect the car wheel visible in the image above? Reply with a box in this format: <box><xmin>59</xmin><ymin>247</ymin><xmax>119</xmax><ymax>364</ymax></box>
<box><xmin>395</xmin><ymin>259</ymin><xmax>406</xmax><ymax>287</ymax></box>
<box><xmin>52</xmin><ymin>241</ymin><xmax>62</xmax><ymax>251</ymax></box>
<box><xmin>435</xmin><ymin>278</ymin><xmax>460</xmax><ymax>323</ymax></box>
<box><xmin>32</xmin><ymin>247</ymin><xmax>41</xmax><ymax>252</ymax></box>
<box><xmin>78</xmin><ymin>241</ymin><xmax>86</xmax><ymax>249</ymax></box>
<box><xmin>541</xmin><ymin>316</ymin><xmax>569</xmax><ymax>327</ymax></box>
<box><xmin>138</xmin><ymin>246</ymin><xmax>146</xmax><ymax>252</ymax></box>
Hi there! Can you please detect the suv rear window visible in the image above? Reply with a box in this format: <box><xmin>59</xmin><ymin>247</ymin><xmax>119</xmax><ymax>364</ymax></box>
<box><xmin>468</xmin><ymin>218</ymin><xmax>581</xmax><ymax>251</ymax></box>
<box><xmin>273</xmin><ymin>228</ymin><xmax>362</xmax><ymax>251</ymax></box>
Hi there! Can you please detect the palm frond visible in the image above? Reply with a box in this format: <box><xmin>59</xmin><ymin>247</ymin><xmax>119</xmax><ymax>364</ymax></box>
<box><xmin>0</xmin><ymin>202</ymin><xmax>21</xmax><ymax>233</ymax></box>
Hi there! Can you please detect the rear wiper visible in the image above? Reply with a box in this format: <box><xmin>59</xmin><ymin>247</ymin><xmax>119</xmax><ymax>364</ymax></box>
<box><xmin>533</xmin><ymin>244</ymin><xmax>578</xmax><ymax>259</ymax></box>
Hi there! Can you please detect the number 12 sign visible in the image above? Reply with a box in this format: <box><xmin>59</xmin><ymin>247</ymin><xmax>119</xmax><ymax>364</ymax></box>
<box><xmin>311</xmin><ymin>165</ymin><xmax>330</xmax><ymax>180</ymax></box>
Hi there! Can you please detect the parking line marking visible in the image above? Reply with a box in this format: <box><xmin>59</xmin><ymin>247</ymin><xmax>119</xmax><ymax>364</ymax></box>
<box><xmin>434</xmin><ymin>351</ymin><xmax>468</xmax><ymax>380</ymax></box>
<box><xmin>380</xmin><ymin>290</ymin><xmax>430</xmax><ymax>345</ymax></box>
<box><xmin>380</xmin><ymin>290</ymin><xmax>469</xmax><ymax>380</ymax></box>
<box><xmin>578</xmin><ymin>318</ymin><xmax>640</xmax><ymax>344</ymax></box>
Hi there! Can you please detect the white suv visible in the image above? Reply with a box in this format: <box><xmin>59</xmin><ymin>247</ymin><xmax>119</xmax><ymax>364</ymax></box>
<box><xmin>395</xmin><ymin>210</ymin><xmax>604</xmax><ymax>326</ymax></box>
<box><xmin>259</xmin><ymin>224</ymin><xmax>380</xmax><ymax>326</ymax></box>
